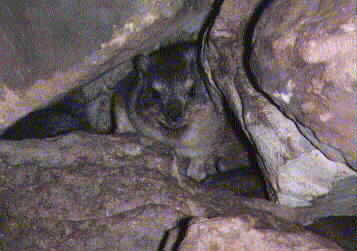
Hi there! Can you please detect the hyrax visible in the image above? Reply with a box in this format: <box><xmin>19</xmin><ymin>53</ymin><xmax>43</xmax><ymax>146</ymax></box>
<box><xmin>1</xmin><ymin>41</ymin><xmax>246</xmax><ymax>181</ymax></box>
<box><xmin>125</xmin><ymin>42</ymin><xmax>246</xmax><ymax>181</ymax></box>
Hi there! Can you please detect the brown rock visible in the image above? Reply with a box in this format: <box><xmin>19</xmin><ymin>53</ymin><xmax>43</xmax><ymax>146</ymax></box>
<box><xmin>251</xmin><ymin>0</ymin><xmax>356</xmax><ymax>167</ymax></box>
<box><xmin>179</xmin><ymin>216</ymin><xmax>344</xmax><ymax>251</ymax></box>
<box><xmin>0</xmin><ymin>0</ymin><xmax>213</xmax><ymax>131</ymax></box>
<box><xmin>204</xmin><ymin>0</ymin><xmax>356</xmax><ymax>216</ymax></box>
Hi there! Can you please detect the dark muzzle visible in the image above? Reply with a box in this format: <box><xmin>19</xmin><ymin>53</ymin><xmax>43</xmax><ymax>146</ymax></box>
<box><xmin>163</xmin><ymin>100</ymin><xmax>186</xmax><ymax>129</ymax></box>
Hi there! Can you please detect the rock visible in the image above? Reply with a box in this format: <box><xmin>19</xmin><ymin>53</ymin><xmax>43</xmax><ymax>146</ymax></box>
<box><xmin>0</xmin><ymin>0</ymin><xmax>355</xmax><ymax>249</ymax></box>
<box><xmin>306</xmin><ymin>216</ymin><xmax>356</xmax><ymax>251</ymax></box>
<box><xmin>1</xmin><ymin>131</ymin><xmax>343</xmax><ymax>250</ymax></box>
<box><xmin>1</xmin><ymin>204</ymin><xmax>183</xmax><ymax>251</ymax></box>
<box><xmin>0</xmin><ymin>133</ymin><xmax>194</xmax><ymax>250</ymax></box>
<box><xmin>178</xmin><ymin>216</ymin><xmax>344</xmax><ymax>251</ymax></box>
<box><xmin>251</xmin><ymin>0</ymin><xmax>356</xmax><ymax>168</ymax></box>
<box><xmin>0</xmin><ymin>0</ymin><xmax>213</xmax><ymax>131</ymax></box>
<box><xmin>202</xmin><ymin>167</ymin><xmax>267</xmax><ymax>199</ymax></box>
<box><xmin>203</xmin><ymin>0</ymin><xmax>357</xmax><ymax>215</ymax></box>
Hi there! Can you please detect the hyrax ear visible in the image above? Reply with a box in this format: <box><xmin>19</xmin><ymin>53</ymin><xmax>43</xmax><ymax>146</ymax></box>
<box><xmin>134</xmin><ymin>54</ymin><xmax>151</xmax><ymax>73</ymax></box>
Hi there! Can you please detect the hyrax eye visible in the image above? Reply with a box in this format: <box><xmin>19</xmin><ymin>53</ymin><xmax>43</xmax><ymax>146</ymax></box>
<box><xmin>188</xmin><ymin>86</ymin><xmax>195</xmax><ymax>97</ymax></box>
<box><xmin>151</xmin><ymin>88</ymin><xmax>161</xmax><ymax>99</ymax></box>
<box><xmin>151</xmin><ymin>81</ymin><xmax>164</xmax><ymax>98</ymax></box>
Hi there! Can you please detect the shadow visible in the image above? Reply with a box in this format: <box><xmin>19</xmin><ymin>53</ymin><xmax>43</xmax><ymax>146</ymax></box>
<box><xmin>157</xmin><ymin>217</ymin><xmax>193</xmax><ymax>251</ymax></box>
<box><xmin>242</xmin><ymin>0</ymin><xmax>274</xmax><ymax>85</ymax></box>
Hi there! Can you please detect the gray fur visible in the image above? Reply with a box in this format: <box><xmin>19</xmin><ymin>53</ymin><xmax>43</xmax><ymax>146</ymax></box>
<box><xmin>127</xmin><ymin>43</ymin><xmax>233</xmax><ymax>181</ymax></box>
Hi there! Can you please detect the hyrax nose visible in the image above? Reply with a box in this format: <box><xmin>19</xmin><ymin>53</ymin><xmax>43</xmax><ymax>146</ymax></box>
<box><xmin>166</xmin><ymin>101</ymin><xmax>184</xmax><ymax>122</ymax></box>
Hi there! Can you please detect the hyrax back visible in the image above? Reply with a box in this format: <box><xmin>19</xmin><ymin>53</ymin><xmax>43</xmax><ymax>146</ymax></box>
<box><xmin>126</xmin><ymin>42</ymin><xmax>246</xmax><ymax>180</ymax></box>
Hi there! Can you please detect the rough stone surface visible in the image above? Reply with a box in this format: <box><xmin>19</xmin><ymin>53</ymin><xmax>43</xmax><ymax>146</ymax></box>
<box><xmin>251</xmin><ymin>0</ymin><xmax>356</xmax><ymax>168</ymax></box>
<box><xmin>178</xmin><ymin>216</ymin><xmax>344</xmax><ymax>251</ymax></box>
<box><xmin>306</xmin><ymin>216</ymin><xmax>356</xmax><ymax>251</ymax></box>
<box><xmin>0</xmin><ymin>131</ymin><xmax>346</xmax><ymax>250</ymax></box>
<box><xmin>0</xmin><ymin>0</ymin><xmax>213</xmax><ymax>131</ymax></box>
<box><xmin>0</xmin><ymin>133</ymin><xmax>192</xmax><ymax>250</ymax></box>
<box><xmin>203</xmin><ymin>0</ymin><xmax>356</xmax><ymax>213</ymax></box>
<box><xmin>0</xmin><ymin>0</ymin><xmax>354</xmax><ymax>250</ymax></box>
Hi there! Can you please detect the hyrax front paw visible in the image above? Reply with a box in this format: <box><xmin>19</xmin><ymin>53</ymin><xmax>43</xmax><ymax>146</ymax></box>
<box><xmin>186</xmin><ymin>157</ymin><xmax>218</xmax><ymax>182</ymax></box>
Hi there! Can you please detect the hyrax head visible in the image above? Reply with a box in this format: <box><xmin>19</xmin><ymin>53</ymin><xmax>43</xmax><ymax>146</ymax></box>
<box><xmin>135</xmin><ymin>43</ymin><xmax>204</xmax><ymax>129</ymax></box>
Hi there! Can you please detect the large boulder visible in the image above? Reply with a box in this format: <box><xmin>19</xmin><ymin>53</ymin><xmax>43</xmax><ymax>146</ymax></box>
<box><xmin>204</xmin><ymin>0</ymin><xmax>356</xmax><ymax>213</ymax></box>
